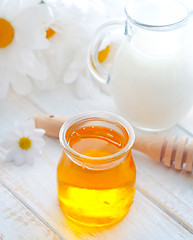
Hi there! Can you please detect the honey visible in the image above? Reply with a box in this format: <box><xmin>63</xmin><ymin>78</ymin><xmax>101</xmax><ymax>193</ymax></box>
<box><xmin>57</xmin><ymin>112</ymin><xmax>136</xmax><ymax>227</ymax></box>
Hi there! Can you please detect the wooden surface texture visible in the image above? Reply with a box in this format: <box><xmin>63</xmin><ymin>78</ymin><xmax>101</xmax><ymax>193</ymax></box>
<box><xmin>0</xmin><ymin>83</ymin><xmax>193</xmax><ymax>239</ymax></box>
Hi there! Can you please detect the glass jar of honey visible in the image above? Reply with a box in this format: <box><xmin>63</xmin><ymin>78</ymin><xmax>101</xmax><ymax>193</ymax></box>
<box><xmin>57</xmin><ymin>111</ymin><xmax>136</xmax><ymax>227</ymax></box>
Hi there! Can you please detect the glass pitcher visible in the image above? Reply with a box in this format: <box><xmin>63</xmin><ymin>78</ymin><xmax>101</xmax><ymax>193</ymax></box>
<box><xmin>88</xmin><ymin>0</ymin><xmax>193</xmax><ymax>131</ymax></box>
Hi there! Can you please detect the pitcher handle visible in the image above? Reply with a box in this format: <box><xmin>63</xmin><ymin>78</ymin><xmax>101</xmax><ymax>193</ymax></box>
<box><xmin>87</xmin><ymin>20</ymin><xmax>127</xmax><ymax>84</ymax></box>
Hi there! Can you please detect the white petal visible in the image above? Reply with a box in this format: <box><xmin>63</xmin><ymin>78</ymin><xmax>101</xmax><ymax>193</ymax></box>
<box><xmin>33</xmin><ymin>128</ymin><xmax>45</xmax><ymax>138</ymax></box>
<box><xmin>34</xmin><ymin>4</ymin><xmax>54</xmax><ymax>27</ymax></box>
<box><xmin>12</xmin><ymin>4</ymin><xmax>52</xmax><ymax>49</ymax></box>
<box><xmin>19</xmin><ymin>49</ymin><xmax>36</xmax><ymax>68</ymax></box>
<box><xmin>63</xmin><ymin>68</ymin><xmax>79</xmax><ymax>84</ymax></box>
<box><xmin>5</xmin><ymin>147</ymin><xmax>25</xmax><ymax>166</ymax></box>
<box><xmin>0</xmin><ymin>80</ymin><xmax>9</xmax><ymax>99</ymax></box>
<box><xmin>1</xmin><ymin>139</ymin><xmax>18</xmax><ymax>150</ymax></box>
<box><xmin>25</xmin><ymin>56</ymin><xmax>48</xmax><ymax>81</ymax></box>
<box><xmin>11</xmin><ymin>73</ymin><xmax>32</xmax><ymax>95</ymax></box>
<box><xmin>14</xmin><ymin>150</ymin><xmax>25</xmax><ymax>166</ymax></box>
<box><xmin>14</xmin><ymin>4</ymin><xmax>54</xmax><ymax>32</ymax></box>
<box><xmin>0</xmin><ymin>43</ymin><xmax>20</xmax><ymax>68</ymax></box>
<box><xmin>33</xmin><ymin>76</ymin><xmax>55</xmax><ymax>90</ymax></box>
<box><xmin>0</xmin><ymin>69</ymin><xmax>11</xmax><ymax>99</ymax></box>
<box><xmin>32</xmin><ymin>138</ymin><xmax>45</xmax><ymax>149</ymax></box>
<box><xmin>1</xmin><ymin>0</ymin><xmax>20</xmax><ymax>20</ymax></box>
<box><xmin>26</xmin><ymin>31</ymin><xmax>50</xmax><ymax>50</ymax></box>
<box><xmin>71</xmin><ymin>52</ymin><xmax>86</xmax><ymax>70</ymax></box>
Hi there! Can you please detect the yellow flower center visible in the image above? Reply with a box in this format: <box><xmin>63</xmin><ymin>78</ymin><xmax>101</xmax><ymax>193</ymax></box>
<box><xmin>91</xmin><ymin>45</ymin><xmax>110</xmax><ymax>70</ymax></box>
<box><xmin>46</xmin><ymin>28</ymin><xmax>56</xmax><ymax>39</ymax></box>
<box><xmin>98</xmin><ymin>45</ymin><xmax>110</xmax><ymax>63</ymax></box>
<box><xmin>0</xmin><ymin>18</ymin><xmax>14</xmax><ymax>48</ymax></box>
<box><xmin>18</xmin><ymin>137</ymin><xmax>31</xmax><ymax>150</ymax></box>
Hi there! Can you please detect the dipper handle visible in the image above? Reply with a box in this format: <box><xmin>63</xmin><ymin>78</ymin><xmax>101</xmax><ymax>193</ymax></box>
<box><xmin>33</xmin><ymin>115</ymin><xmax>193</xmax><ymax>173</ymax></box>
<box><xmin>33</xmin><ymin>115</ymin><xmax>67</xmax><ymax>138</ymax></box>
<box><xmin>134</xmin><ymin>135</ymin><xmax>193</xmax><ymax>172</ymax></box>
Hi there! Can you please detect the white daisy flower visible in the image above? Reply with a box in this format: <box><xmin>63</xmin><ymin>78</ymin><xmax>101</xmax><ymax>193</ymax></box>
<box><xmin>1</xmin><ymin>119</ymin><xmax>45</xmax><ymax>166</ymax></box>
<box><xmin>0</xmin><ymin>0</ymin><xmax>54</xmax><ymax>99</ymax></box>
<box><xmin>35</xmin><ymin>0</ymin><xmax>109</xmax><ymax>97</ymax></box>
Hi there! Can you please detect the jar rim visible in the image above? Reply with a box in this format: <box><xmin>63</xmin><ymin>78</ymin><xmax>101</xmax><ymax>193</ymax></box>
<box><xmin>125</xmin><ymin>0</ymin><xmax>190</xmax><ymax>31</ymax></box>
<box><xmin>59</xmin><ymin>111</ymin><xmax>135</xmax><ymax>163</ymax></box>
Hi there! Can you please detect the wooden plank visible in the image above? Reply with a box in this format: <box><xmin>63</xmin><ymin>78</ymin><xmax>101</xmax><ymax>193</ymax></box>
<box><xmin>24</xmin><ymin>86</ymin><xmax>193</xmax><ymax>230</ymax></box>
<box><xmin>133</xmin><ymin>124</ymin><xmax>193</xmax><ymax>233</ymax></box>
<box><xmin>0</xmin><ymin>165</ymin><xmax>192</xmax><ymax>240</ymax></box>
<box><xmin>133</xmin><ymin>151</ymin><xmax>193</xmax><ymax>232</ymax></box>
<box><xmin>25</xmin><ymin>83</ymin><xmax>118</xmax><ymax>118</ymax></box>
<box><xmin>0</xmin><ymin>183</ymin><xmax>60</xmax><ymax>240</ymax></box>
<box><xmin>0</xmin><ymin>91</ymin><xmax>192</xmax><ymax>239</ymax></box>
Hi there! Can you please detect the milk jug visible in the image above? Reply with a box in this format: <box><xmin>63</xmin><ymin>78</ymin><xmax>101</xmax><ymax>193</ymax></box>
<box><xmin>88</xmin><ymin>0</ymin><xmax>193</xmax><ymax>131</ymax></box>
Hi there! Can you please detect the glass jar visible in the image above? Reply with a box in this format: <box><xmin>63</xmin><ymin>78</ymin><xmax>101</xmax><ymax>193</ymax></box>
<box><xmin>57</xmin><ymin>111</ymin><xmax>136</xmax><ymax>227</ymax></box>
<box><xmin>88</xmin><ymin>0</ymin><xmax>193</xmax><ymax>131</ymax></box>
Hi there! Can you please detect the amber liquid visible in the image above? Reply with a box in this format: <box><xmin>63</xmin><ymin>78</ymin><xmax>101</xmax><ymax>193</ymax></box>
<box><xmin>57</xmin><ymin>126</ymin><xmax>136</xmax><ymax>226</ymax></box>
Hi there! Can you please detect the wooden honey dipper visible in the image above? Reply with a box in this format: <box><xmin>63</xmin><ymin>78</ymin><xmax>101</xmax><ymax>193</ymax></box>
<box><xmin>33</xmin><ymin>115</ymin><xmax>193</xmax><ymax>173</ymax></box>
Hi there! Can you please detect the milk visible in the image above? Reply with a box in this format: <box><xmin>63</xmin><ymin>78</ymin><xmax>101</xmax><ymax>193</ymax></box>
<box><xmin>110</xmin><ymin>34</ymin><xmax>193</xmax><ymax>130</ymax></box>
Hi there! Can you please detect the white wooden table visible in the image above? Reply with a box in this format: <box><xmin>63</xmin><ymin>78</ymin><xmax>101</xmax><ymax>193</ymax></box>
<box><xmin>0</xmin><ymin>81</ymin><xmax>193</xmax><ymax>240</ymax></box>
